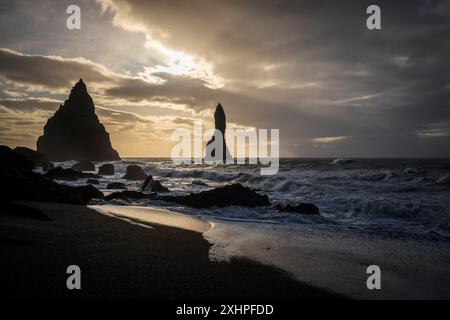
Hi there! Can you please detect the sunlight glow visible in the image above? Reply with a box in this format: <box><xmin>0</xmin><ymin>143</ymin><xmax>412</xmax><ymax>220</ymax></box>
<box><xmin>143</xmin><ymin>37</ymin><xmax>225</xmax><ymax>89</ymax></box>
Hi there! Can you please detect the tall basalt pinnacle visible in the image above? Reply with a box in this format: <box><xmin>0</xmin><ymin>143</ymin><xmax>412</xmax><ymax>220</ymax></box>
<box><xmin>214</xmin><ymin>102</ymin><xmax>226</xmax><ymax>134</ymax></box>
<box><xmin>36</xmin><ymin>79</ymin><xmax>120</xmax><ymax>161</ymax></box>
<box><xmin>205</xmin><ymin>102</ymin><xmax>232</xmax><ymax>162</ymax></box>
<box><xmin>65</xmin><ymin>79</ymin><xmax>95</xmax><ymax>114</ymax></box>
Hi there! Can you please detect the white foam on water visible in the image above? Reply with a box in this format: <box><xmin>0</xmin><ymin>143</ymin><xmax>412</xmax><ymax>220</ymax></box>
<box><xmin>203</xmin><ymin>217</ymin><xmax>450</xmax><ymax>299</ymax></box>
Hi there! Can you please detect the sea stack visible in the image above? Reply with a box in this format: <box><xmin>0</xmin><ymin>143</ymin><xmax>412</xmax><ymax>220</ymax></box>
<box><xmin>205</xmin><ymin>103</ymin><xmax>232</xmax><ymax>162</ymax></box>
<box><xmin>36</xmin><ymin>79</ymin><xmax>120</xmax><ymax>161</ymax></box>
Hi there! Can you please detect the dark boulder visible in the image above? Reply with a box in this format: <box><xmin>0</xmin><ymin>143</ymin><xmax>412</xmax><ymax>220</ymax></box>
<box><xmin>13</xmin><ymin>146</ymin><xmax>53</xmax><ymax>171</ymax></box>
<box><xmin>104</xmin><ymin>190</ymin><xmax>154</xmax><ymax>201</ymax></box>
<box><xmin>98</xmin><ymin>163</ymin><xmax>115</xmax><ymax>175</ymax></box>
<box><xmin>101</xmin><ymin>183</ymin><xmax>270</xmax><ymax>208</ymax></box>
<box><xmin>156</xmin><ymin>183</ymin><xmax>269</xmax><ymax>208</ymax></box>
<box><xmin>107</xmin><ymin>182</ymin><xmax>127</xmax><ymax>190</ymax></box>
<box><xmin>0</xmin><ymin>146</ymin><xmax>103</xmax><ymax>205</ymax></box>
<box><xmin>36</xmin><ymin>79</ymin><xmax>120</xmax><ymax>161</ymax></box>
<box><xmin>44</xmin><ymin>167</ymin><xmax>99</xmax><ymax>181</ymax></box>
<box><xmin>141</xmin><ymin>174</ymin><xmax>153</xmax><ymax>187</ymax></box>
<box><xmin>141</xmin><ymin>175</ymin><xmax>169</xmax><ymax>192</ymax></box>
<box><xmin>72</xmin><ymin>160</ymin><xmax>95</xmax><ymax>172</ymax></box>
<box><xmin>0</xmin><ymin>145</ymin><xmax>33</xmax><ymax>172</ymax></box>
<box><xmin>122</xmin><ymin>165</ymin><xmax>147</xmax><ymax>180</ymax></box>
<box><xmin>0</xmin><ymin>167</ymin><xmax>103</xmax><ymax>205</ymax></box>
<box><xmin>73</xmin><ymin>185</ymin><xmax>103</xmax><ymax>201</ymax></box>
<box><xmin>278</xmin><ymin>203</ymin><xmax>320</xmax><ymax>215</ymax></box>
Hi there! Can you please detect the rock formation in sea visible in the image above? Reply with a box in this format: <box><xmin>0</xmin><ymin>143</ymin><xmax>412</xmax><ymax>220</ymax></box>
<box><xmin>205</xmin><ymin>103</ymin><xmax>232</xmax><ymax>162</ymax></box>
<box><xmin>71</xmin><ymin>160</ymin><xmax>95</xmax><ymax>172</ymax></box>
<box><xmin>122</xmin><ymin>165</ymin><xmax>147</xmax><ymax>180</ymax></box>
<box><xmin>141</xmin><ymin>175</ymin><xmax>169</xmax><ymax>192</ymax></box>
<box><xmin>107</xmin><ymin>182</ymin><xmax>127</xmax><ymax>190</ymax></box>
<box><xmin>44</xmin><ymin>166</ymin><xmax>100</xmax><ymax>181</ymax></box>
<box><xmin>105</xmin><ymin>183</ymin><xmax>270</xmax><ymax>208</ymax></box>
<box><xmin>0</xmin><ymin>145</ymin><xmax>103</xmax><ymax>205</ymax></box>
<box><xmin>13</xmin><ymin>147</ymin><xmax>53</xmax><ymax>171</ymax></box>
<box><xmin>98</xmin><ymin>163</ymin><xmax>115</xmax><ymax>175</ymax></box>
<box><xmin>36</xmin><ymin>79</ymin><xmax>120</xmax><ymax>161</ymax></box>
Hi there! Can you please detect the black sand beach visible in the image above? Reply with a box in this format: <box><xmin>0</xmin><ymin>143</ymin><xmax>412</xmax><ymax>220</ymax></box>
<box><xmin>0</xmin><ymin>202</ymin><xmax>339</xmax><ymax>299</ymax></box>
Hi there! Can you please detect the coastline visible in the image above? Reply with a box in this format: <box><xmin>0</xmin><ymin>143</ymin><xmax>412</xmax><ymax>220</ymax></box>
<box><xmin>92</xmin><ymin>204</ymin><xmax>450</xmax><ymax>300</ymax></box>
<box><xmin>0</xmin><ymin>202</ymin><xmax>339</xmax><ymax>299</ymax></box>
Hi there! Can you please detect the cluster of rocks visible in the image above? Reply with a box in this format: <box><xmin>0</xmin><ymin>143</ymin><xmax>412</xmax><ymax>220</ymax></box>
<box><xmin>0</xmin><ymin>145</ymin><xmax>103</xmax><ymax>205</ymax></box>
<box><xmin>2</xmin><ymin>84</ymin><xmax>321</xmax><ymax>215</ymax></box>
<box><xmin>105</xmin><ymin>180</ymin><xmax>320</xmax><ymax>215</ymax></box>
<box><xmin>105</xmin><ymin>183</ymin><xmax>270</xmax><ymax>208</ymax></box>
<box><xmin>1</xmin><ymin>145</ymin><xmax>320</xmax><ymax>215</ymax></box>
<box><xmin>44</xmin><ymin>161</ymin><xmax>117</xmax><ymax>181</ymax></box>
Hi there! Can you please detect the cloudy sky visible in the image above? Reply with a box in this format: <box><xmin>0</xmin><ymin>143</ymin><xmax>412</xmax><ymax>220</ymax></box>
<box><xmin>0</xmin><ymin>0</ymin><xmax>449</xmax><ymax>157</ymax></box>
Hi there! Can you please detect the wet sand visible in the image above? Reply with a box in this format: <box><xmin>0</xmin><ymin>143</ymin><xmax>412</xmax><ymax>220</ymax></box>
<box><xmin>0</xmin><ymin>202</ymin><xmax>340</xmax><ymax>299</ymax></box>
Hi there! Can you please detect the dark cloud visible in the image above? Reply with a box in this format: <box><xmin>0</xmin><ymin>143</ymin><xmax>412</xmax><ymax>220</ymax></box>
<box><xmin>0</xmin><ymin>0</ymin><xmax>449</xmax><ymax>156</ymax></box>
<box><xmin>0</xmin><ymin>48</ymin><xmax>113</xmax><ymax>90</ymax></box>
<box><xmin>0</xmin><ymin>97</ymin><xmax>60</xmax><ymax>111</ymax></box>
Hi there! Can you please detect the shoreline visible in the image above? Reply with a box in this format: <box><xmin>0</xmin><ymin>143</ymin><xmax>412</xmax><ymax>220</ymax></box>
<box><xmin>90</xmin><ymin>204</ymin><xmax>450</xmax><ymax>299</ymax></box>
<box><xmin>0</xmin><ymin>201</ymin><xmax>340</xmax><ymax>299</ymax></box>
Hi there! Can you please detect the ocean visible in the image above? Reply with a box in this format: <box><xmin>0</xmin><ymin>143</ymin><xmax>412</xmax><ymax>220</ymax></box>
<box><xmin>50</xmin><ymin>158</ymin><xmax>450</xmax><ymax>298</ymax></box>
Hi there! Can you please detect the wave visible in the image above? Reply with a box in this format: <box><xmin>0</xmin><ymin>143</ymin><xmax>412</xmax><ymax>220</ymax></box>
<box><xmin>58</xmin><ymin>159</ymin><xmax>450</xmax><ymax>239</ymax></box>
<box><xmin>436</xmin><ymin>174</ymin><xmax>450</xmax><ymax>185</ymax></box>
<box><xmin>350</xmin><ymin>199</ymin><xmax>450</xmax><ymax>228</ymax></box>
<box><xmin>331</xmin><ymin>158</ymin><xmax>353</xmax><ymax>165</ymax></box>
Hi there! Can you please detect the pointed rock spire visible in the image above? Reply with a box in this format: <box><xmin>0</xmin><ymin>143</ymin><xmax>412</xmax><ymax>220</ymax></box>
<box><xmin>37</xmin><ymin>79</ymin><xmax>120</xmax><ymax>161</ymax></box>
<box><xmin>205</xmin><ymin>102</ymin><xmax>232</xmax><ymax>162</ymax></box>
<box><xmin>214</xmin><ymin>102</ymin><xmax>226</xmax><ymax>134</ymax></box>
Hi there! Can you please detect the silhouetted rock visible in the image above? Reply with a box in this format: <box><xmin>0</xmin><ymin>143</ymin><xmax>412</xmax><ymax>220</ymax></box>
<box><xmin>13</xmin><ymin>147</ymin><xmax>53</xmax><ymax>171</ymax></box>
<box><xmin>141</xmin><ymin>175</ymin><xmax>169</xmax><ymax>192</ymax></box>
<box><xmin>0</xmin><ymin>165</ymin><xmax>103</xmax><ymax>205</ymax></box>
<box><xmin>105</xmin><ymin>190</ymin><xmax>154</xmax><ymax>201</ymax></box>
<box><xmin>156</xmin><ymin>183</ymin><xmax>270</xmax><ymax>208</ymax></box>
<box><xmin>73</xmin><ymin>185</ymin><xmax>103</xmax><ymax>202</ymax></box>
<box><xmin>205</xmin><ymin>103</ymin><xmax>232</xmax><ymax>162</ymax></box>
<box><xmin>277</xmin><ymin>203</ymin><xmax>320</xmax><ymax>215</ymax></box>
<box><xmin>36</xmin><ymin>79</ymin><xmax>120</xmax><ymax>161</ymax></box>
<box><xmin>102</xmin><ymin>183</ymin><xmax>269</xmax><ymax>208</ymax></box>
<box><xmin>98</xmin><ymin>163</ymin><xmax>115</xmax><ymax>175</ymax></box>
<box><xmin>0</xmin><ymin>145</ymin><xmax>33</xmax><ymax>172</ymax></box>
<box><xmin>44</xmin><ymin>167</ymin><xmax>99</xmax><ymax>181</ymax></box>
<box><xmin>72</xmin><ymin>160</ymin><xmax>95</xmax><ymax>172</ymax></box>
<box><xmin>87</xmin><ymin>179</ymin><xmax>100</xmax><ymax>185</ymax></box>
<box><xmin>122</xmin><ymin>165</ymin><xmax>147</xmax><ymax>180</ymax></box>
<box><xmin>107</xmin><ymin>182</ymin><xmax>127</xmax><ymax>189</ymax></box>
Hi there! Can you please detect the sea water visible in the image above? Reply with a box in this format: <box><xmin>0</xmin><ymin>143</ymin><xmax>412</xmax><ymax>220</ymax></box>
<box><xmin>54</xmin><ymin>158</ymin><xmax>450</xmax><ymax>298</ymax></box>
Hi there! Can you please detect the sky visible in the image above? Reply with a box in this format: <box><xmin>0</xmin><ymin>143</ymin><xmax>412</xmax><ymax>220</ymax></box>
<box><xmin>0</xmin><ymin>0</ymin><xmax>449</xmax><ymax>157</ymax></box>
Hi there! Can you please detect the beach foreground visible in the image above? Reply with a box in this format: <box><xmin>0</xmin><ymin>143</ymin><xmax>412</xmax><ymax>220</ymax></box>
<box><xmin>0</xmin><ymin>202</ymin><xmax>338</xmax><ymax>299</ymax></box>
